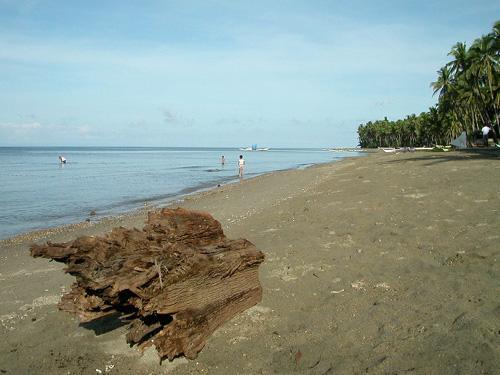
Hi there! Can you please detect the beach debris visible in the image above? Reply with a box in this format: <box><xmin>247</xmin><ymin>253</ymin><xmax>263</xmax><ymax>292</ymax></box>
<box><xmin>30</xmin><ymin>208</ymin><xmax>265</xmax><ymax>361</ymax></box>
<box><xmin>374</xmin><ymin>282</ymin><xmax>391</xmax><ymax>290</ymax></box>
<box><xmin>330</xmin><ymin>289</ymin><xmax>344</xmax><ymax>294</ymax></box>
<box><xmin>294</xmin><ymin>350</ymin><xmax>302</xmax><ymax>366</ymax></box>
<box><xmin>105</xmin><ymin>364</ymin><xmax>115</xmax><ymax>372</ymax></box>
<box><xmin>351</xmin><ymin>280</ymin><xmax>367</xmax><ymax>291</ymax></box>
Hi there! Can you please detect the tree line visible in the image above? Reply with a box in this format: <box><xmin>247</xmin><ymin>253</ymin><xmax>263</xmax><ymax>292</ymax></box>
<box><xmin>358</xmin><ymin>21</ymin><xmax>499</xmax><ymax>148</ymax></box>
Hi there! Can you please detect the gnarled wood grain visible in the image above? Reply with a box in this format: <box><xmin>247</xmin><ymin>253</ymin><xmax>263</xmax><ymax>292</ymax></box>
<box><xmin>30</xmin><ymin>208</ymin><xmax>264</xmax><ymax>360</ymax></box>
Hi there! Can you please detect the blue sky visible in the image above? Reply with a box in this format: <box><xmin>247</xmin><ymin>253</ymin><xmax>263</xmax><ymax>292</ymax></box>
<box><xmin>0</xmin><ymin>1</ymin><xmax>498</xmax><ymax>147</ymax></box>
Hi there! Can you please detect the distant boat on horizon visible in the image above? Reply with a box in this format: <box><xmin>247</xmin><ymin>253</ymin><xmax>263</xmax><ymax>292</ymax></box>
<box><xmin>239</xmin><ymin>144</ymin><xmax>270</xmax><ymax>151</ymax></box>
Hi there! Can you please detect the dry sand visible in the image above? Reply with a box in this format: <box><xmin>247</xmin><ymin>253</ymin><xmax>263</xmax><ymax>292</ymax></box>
<box><xmin>0</xmin><ymin>150</ymin><xmax>499</xmax><ymax>374</ymax></box>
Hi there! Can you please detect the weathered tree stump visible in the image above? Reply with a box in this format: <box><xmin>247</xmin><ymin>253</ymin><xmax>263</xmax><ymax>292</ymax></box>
<box><xmin>30</xmin><ymin>208</ymin><xmax>265</xmax><ymax>360</ymax></box>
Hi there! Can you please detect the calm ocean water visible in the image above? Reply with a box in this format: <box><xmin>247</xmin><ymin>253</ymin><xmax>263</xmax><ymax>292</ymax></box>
<box><xmin>0</xmin><ymin>147</ymin><xmax>362</xmax><ymax>239</ymax></box>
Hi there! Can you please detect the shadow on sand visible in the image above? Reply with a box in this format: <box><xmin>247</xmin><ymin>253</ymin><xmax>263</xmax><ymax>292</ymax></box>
<box><xmin>79</xmin><ymin>312</ymin><xmax>129</xmax><ymax>335</ymax></box>
<box><xmin>379</xmin><ymin>149</ymin><xmax>499</xmax><ymax>166</ymax></box>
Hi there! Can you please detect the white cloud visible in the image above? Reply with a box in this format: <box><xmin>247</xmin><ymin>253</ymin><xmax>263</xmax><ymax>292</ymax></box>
<box><xmin>78</xmin><ymin>125</ymin><xmax>91</xmax><ymax>137</ymax></box>
<box><xmin>0</xmin><ymin>121</ymin><xmax>41</xmax><ymax>130</ymax></box>
<box><xmin>0</xmin><ymin>121</ymin><xmax>96</xmax><ymax>143</ymax></box>
<box><xmin>160</xmin><ymin>108</ymin><xmax>194</xmax><ymax>127</ymax></box>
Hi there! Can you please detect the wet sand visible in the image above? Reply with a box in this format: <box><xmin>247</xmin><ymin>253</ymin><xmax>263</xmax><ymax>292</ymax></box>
<box><xmin>1</xmin><ymin>151</ymin><xmax>499</xmax><ymax>374</ymax></box>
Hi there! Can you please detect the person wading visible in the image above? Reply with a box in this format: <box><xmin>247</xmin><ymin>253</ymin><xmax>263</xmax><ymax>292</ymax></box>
<box><xmin>238</xmin><ymin>155</ymin><xmax>245</xmax><ymax>178</ymax></box>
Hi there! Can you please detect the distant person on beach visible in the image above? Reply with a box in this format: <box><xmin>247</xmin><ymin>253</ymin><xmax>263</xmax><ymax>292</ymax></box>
<box><xmin>221</xmin><ymin>155</ymin><xmax>225</xmax><ymax>165</ymax></box>
<box><xmin>58</xmin><ymin>155</ymin><xmax>67</xmax><ymax>164</ymax></box>
<box><xmin>481</xmin><ymin>124</ymin><xmax>491</xmax><ymax>146</ymax></box>
<box><xmin>481</xmin><ymin>123</ymin><xmax>499</xmax><ymax>147</ymax></box>
<box><xmin>238</xmin><ymin>155</ymin><xmax>245</xmax><ymax>178</ymax></box>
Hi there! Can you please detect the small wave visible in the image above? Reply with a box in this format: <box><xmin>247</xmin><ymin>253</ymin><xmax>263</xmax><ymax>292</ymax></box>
<box><xmin>176</xmin><ymin>165</ymin><xmax>206</xmax><ymax>170</ymax></box>
<box><xmin>297</xmin><ymin>163</ymin><xmax>314</xmax><ymax>169</ymax></box>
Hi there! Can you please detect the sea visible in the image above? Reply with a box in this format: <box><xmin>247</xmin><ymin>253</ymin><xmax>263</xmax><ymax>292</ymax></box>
<box><xmin>0</xmin><ymin>147</ymin><xmax>362</xmax><ymax>239</ymax></box>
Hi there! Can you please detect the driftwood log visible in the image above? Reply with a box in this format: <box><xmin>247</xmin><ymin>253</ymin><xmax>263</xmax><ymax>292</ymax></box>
<box><xmin>30</xmin><ymin>208</ymin><xmax>264</xmax><ymax>360</ymax></box>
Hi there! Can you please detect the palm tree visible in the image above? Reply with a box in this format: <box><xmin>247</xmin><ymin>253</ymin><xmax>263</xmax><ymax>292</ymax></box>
<box><xmin>447</xmin><ymin>42</ymin><xmax>469</xmax><ymax>75</ymax></box>
<box><xmin>469</xmin><ymin>33</ymin><xmax>499</xmax><ymax>127</ymax></box>
<box><xmin>431</xmin><ymin>66</ymin><xmax>454</xmax><ymax>98</ymax></box>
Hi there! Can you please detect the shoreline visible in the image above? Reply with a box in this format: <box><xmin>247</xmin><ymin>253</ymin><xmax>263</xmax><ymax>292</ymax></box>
<box><xmin>1</xmin><ymin>150</ymin><xmax>499</xmax><ymax>374</ymax></box>
<box><xmin>1</xmin><ymin>146</ymin><xmax>358</xmax><ymax>241</ymax></box>
<box><xmin>0</xmin><ymin>154</ymin><xmax>364</xmax><ymax>245</ymax></box>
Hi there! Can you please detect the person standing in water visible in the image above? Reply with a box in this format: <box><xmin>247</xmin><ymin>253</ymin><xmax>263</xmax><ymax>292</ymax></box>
<box><xmin>58</xmin><ymin>155</ymin><xmax>67</xmax><ymax>164</ymax></box>
<box><xmin>220</xmin><ymin>155</ymin><xmax>225</xmax><ymax>165</ymax></box>
<box><xmin>238</xmin><ymin>155</ymin><xmax>245</xmax><ymax>178</ymax></box>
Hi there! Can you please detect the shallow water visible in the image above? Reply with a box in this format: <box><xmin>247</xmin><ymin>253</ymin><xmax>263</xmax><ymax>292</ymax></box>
<box><xmin>0</xmin><ymin>147</ymin><xmax>361</xmax><ymax>239</ymax></box>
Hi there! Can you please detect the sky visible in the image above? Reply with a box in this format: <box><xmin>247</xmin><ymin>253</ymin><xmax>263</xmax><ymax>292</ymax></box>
<box><xmin>0</xmin><ymin>1</ymin><xmax>498</xmax><ymax>147</ymax></box>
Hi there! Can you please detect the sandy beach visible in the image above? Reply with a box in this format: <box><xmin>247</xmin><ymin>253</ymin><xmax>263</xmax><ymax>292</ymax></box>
<box><xmin>1</xmin><ymin>150</ymin><xmax>499</xmax><ymax>374</ymax></box>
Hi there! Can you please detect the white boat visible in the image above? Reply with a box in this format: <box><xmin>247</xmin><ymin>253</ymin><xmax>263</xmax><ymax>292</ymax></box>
<box><xmin>380</xmin><ymin>147</ymin><xmax>397</xmax><ymax>153</ymax></box>
<box><xmin>380</xmin><ymin>147</ymin><xmax>418</xmax><ymax>153</ymax></box>
<box><xmin>239</xmin><ymin>144</ymin><xmax>269</xmax><ymax>151</ymax></box>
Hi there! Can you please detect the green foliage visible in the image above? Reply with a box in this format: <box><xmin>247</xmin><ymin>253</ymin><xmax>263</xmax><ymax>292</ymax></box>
<box><xmin>357</xmin><ymin>110</ymin><xmax>447</xmax><ymax>147</ymax></box>
<box><xmin>358</xmin><ymin>21</ymin><xmax>499</xmax><ymax>148</ymax></box>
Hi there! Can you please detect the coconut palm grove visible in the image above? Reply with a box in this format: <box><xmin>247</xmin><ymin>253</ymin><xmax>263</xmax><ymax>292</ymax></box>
<box><xmin>358</xmin><ymin>21</ymin><xmax>499</xmax><ymax>148</ymax></box>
